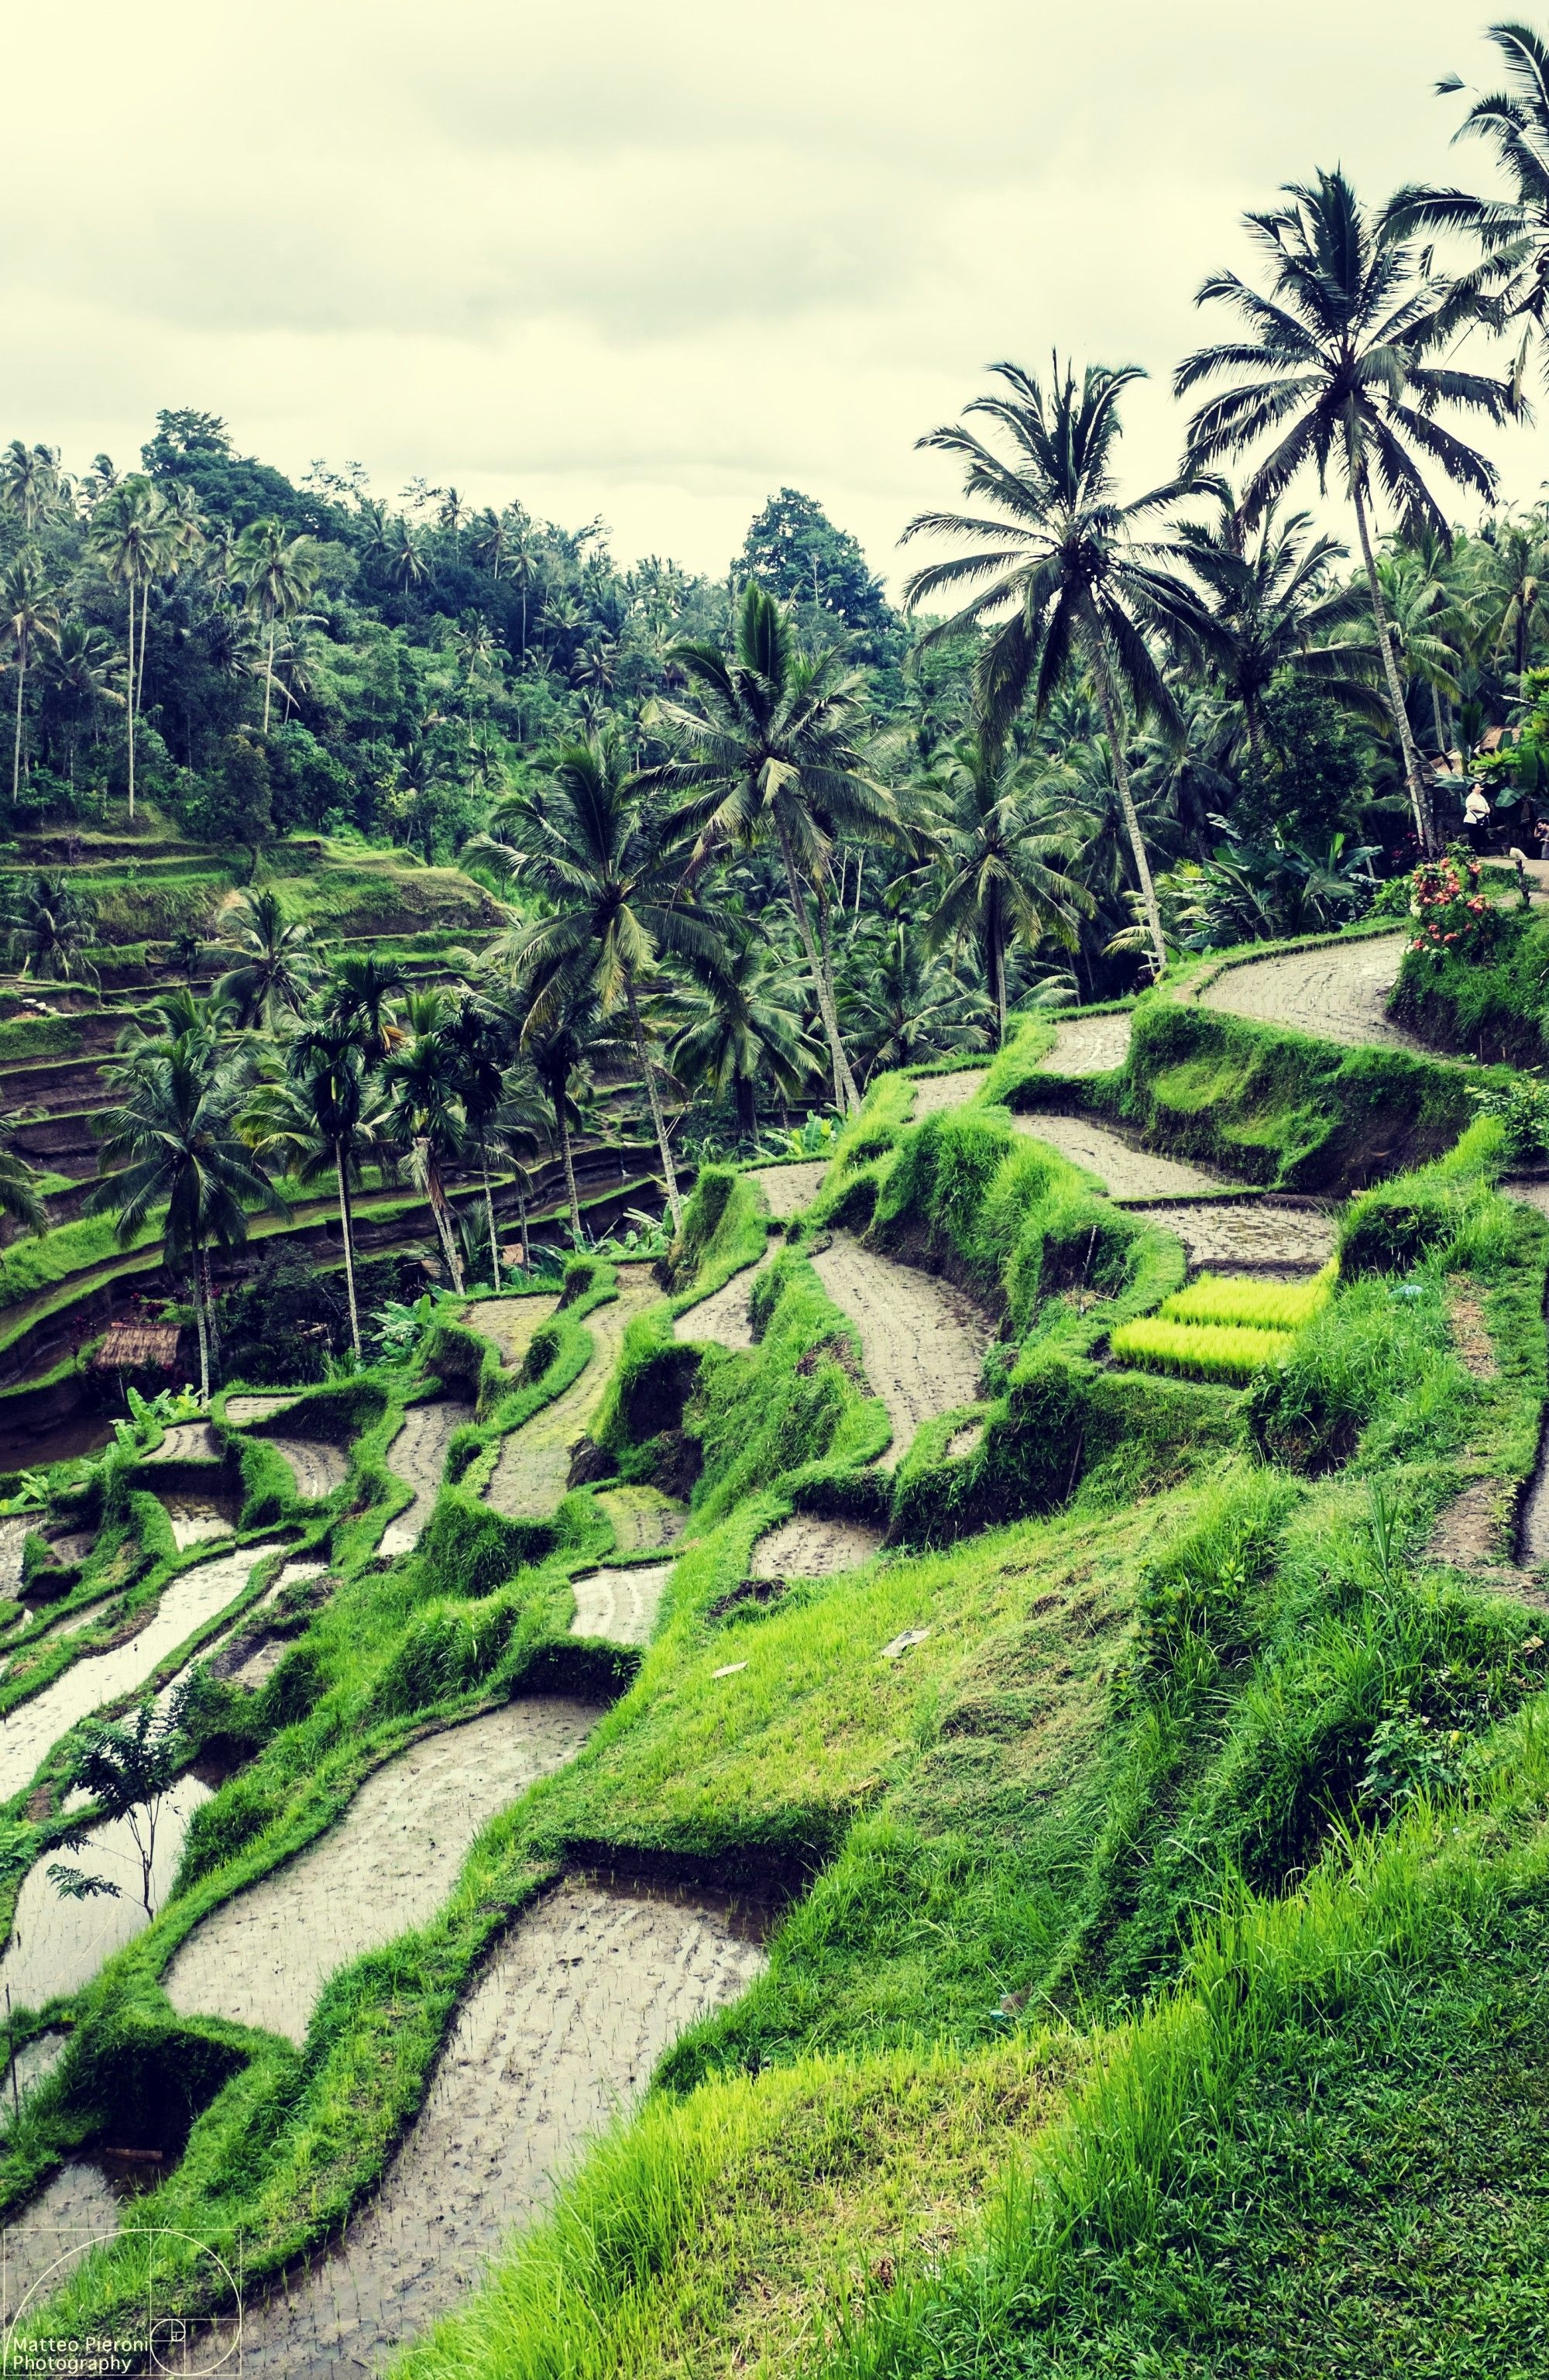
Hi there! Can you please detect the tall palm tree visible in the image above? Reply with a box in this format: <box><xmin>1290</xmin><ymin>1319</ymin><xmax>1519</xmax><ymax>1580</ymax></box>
<box><xmin>670</xmin><ymin>925</ymin><xmax>821</xmax><ymax>1141</ymax></box>
<box><xmin>841</xmin><ymin>920</ymin><xmax>994</xmax><ymax>1082</ymax></box>
<box><xmin>485</xmin><ymin>730</ymin><xmax>720</xmax><ymax>1227</ymax></box>
<box><xmin>639</xmin><ymin>582</ymin><xmax>897</xmax><ymax>1113</ymax></box>
<box><xmin>4</xmin><ymin>872</ymin><xmax>97</xmax><ymax>983</ymax></box>
<box><xmin>89</xmin><ymin>477</ymin><xmax>171</xmax><ymax>820</ymax></box>
<box><xmin>42</xmin><ymin>621</ymin><xmax>120</xmax><ymax>786</ymax></box>
<box><xmin>1</xmin><ymin>554</ymin><xmax>60</xmax><ymax>805</ymax></box>
<box><xmin>92</xmin><ymin>1034</ymin><xmax>283</xmax><ymax>1405</ymax></box>
<box><xmin>0</xmin><ymin>442</ymin><xmax>63</xmax><ymax>533</ymax></box>
<box><xmin>1174</xmin><ymin>167</ymin><xmax>1513</xmax><ymax>854</ymax></box>
<box><xmin>1161</xmin><ymin>483</ymin><xmax>1381</xmax><ymax>766</ymax></box>
<box><xmin>246</xmin><ymin>1023</ymin><xmax>392</xmax><ymax>1355</ymax></box>
<box><xmin>211</xmin><ymin>887</ymin><xmax>321</xmax><ymax>1028</ymax></box>
<box><xmin>324</xmin><ymin>952</ymin><xmax>407</xmax><ymax>1068</ymax></box>
<box><xmin>919</xmin><ymin>724</ymin><xmax>1091</xmax><ymax>1044</ymax></box>
<box><xmin>236</xmin><ymin>520</ymin><xmax>321</xmax><ymax>734</ymax></box>
<box><xmin>1395</xmin><ymin>22</ymin><xmax>1549</xmax><ymax>394</ymax></box>
<box><xmin>380</xmin><ymin>994</ymin><xmax>469</xmax><ymax>1291</ymax></box>
<box><xmin>902</xmin><ymin>359</ymin><xmax>1197</xmax><ymax>978</ymax></box>
<box><xmin>1470</xmin><ymin>508</ymin><xmax>1549</xmax><ymax>679</ymax></box>
<box><xmin>440</xmin><ymin>994</ymin><xmax>509</xmax><ymax>1286</ymax></box>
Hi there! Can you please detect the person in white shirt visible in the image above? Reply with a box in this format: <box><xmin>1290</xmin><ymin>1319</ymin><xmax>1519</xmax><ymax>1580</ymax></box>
<box><xmin>1463</xmin><ymin>783</ymin><xmax>1492</xmax><ymax>855</ymax></box>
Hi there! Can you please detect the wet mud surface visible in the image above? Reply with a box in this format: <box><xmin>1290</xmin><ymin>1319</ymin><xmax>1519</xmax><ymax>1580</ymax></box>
<box><xmin>809</xmin><ymin>1233</ymin><xmax>992</xmax><ymax>1467</ymax></box>
<box><xmin>751</xmin><ymin>1513</ymin><xmax>886</xmax><ymax>1579</ymax></box>
<box><xmin>673</xmin><ymin>1244</ymin><xmax>775</xmax><ymax>1353</ymax></box>
<box><xmin>0</xmin><ymin>1518</ymin><xmax>27</xmax><ymax>1600</ymax></box>
<box><xmin>164</xmin><ymin>1700</ymin><xmax>603</xmax><ymax>2041</ymax></box>
<box><xmin>1011</xmin><ymin>1113</ymin><xmax>1231</xmax><ymax>1199</ymax></box>
<box><xmin>1200</xmin><ymin>933</ymin><xmax>1418</xmax><ymax>1049</ymax></box>
<box><xmin>264</xmin><ymin>1437</ymin><xmax>349</xmax><ymax>1503</ymax></box>
<box><xmin>486</xmin><ymin>1267</ymin><xmax>659</xmax><ymax>1521</ymax></box>
<box><xmin>462</xmin><ymin>1295</ymin><xmax>560</xmax><ymax>1371</ymax></box>
<box><xmin>379</xmin><ymin>1401</ymin><xmax>474</xmax><ymax>1558</ymax></box>
<box><xmin>1046</xmin><ymin>1012</ymin><xmax>1134</xmax><ymax>1074</ymax></box>
<box><xmin>221</xmin><ymin>1878</ymin><xmax>767</xmax><ymax>2379</ymax></box>
<box><xmin>224</xmin><ymin>1394</ymin><xmax>301</xmax><ymax>1426</ymax></box>
<box><xmin>0</xmin><ymin>1541</ymin><xmax>284</xmax><ymax>1804</ymax></box>
<box><xmin>594</xmin><ymin>1486</ymin><xmax>685</xmax><ymax>1553</ymax></box>
<box><xmin>142</xmin><ymin>1423</ymin><xmax>222</xmax><ymax>1465</ymax></box>
<box><xmin>158</xmin><ymin>1492</ymin><xmax>238</xmax><ymax>1551</ymax></box>
<box><xmin>1</xmin><ymin>2161</ymin><xmax>122</xmax><ymax>2332</ymax></box>
<box><xmin>911</xmin><ymin>1069</ymin><xmax>988</xmax><ymax>1116</ymax></box>
<box><xmin>569</xmin><ymin>1562</ymin><xmax>675</xmax><ymax>1646</ymax></box>
<box><xmin>1128</xmin><ymin>1200</ymin><xmax>1337</xmax><ymax>1272</ymax></box>
<box><xmin>0</xmin><ymin>1775</ymin><xmax>212</xmax><ymax>2007</ymax></box>
<box><xmin>750</xmin><ymin>1162</ymin><xmax>829</xmax><ymax>1217</ymax></box>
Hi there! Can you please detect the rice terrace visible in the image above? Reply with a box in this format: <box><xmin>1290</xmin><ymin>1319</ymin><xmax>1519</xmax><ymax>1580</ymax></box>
<box><xmin>11</xmin><ymin>7</ymin><xmax>1549</xmax><ymax>2376</ymax></box>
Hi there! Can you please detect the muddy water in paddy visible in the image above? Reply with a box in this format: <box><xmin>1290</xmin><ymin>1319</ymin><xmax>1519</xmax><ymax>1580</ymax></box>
<box><xmin>1011</xmin><ymin>1113</ymin><xmax>1231</xmax><ymax>1199</ymax></box>
<box><xmin>1200</xmin><ymin>932</ymin><xmax>1418</xmax><ymax>1049</ymax></box>
<box><xmin>750</xmin><ymin>1161</ymin><xmax>829</xmax><ymax>1217</ymax></box>
<box><xmin>142</xmin><ymin>1422</ymin><xmax>222</xmax><ymax>1465</ymax></box>
<box><xmin>223</xmin><ymin>1392</ymin><xmax>301</xmax><ymax>1426</ymax></box>
<box><xmin>218</xmin><ymin>1879</ymin><xmax>768</xmax><ymax>2380</ymax></box>
<box><xmin>674</xmin><ymin>1242</ymin><xmax>775</xmax><ymax>1353</ymax></box>
<box><xmin>570</xmin><ymin>1561</ymin><xmax>675</xmax><ymax>1645</ymax></box>
<box><xmin>263</xmin><ymin>1437</ymin><xmax>349</xmax><ymax>1502</ymax></box>
<box><xmin>751</xmin><ymin>1513</ymin><xmax>886</xmax><ymax>1579</ymax></box>
<box><xmin>0</xmin><ymin>1775</ymin><xmax>212</xmax><ymax>2007</ymax></box>
<box><xmin>809</xmin><ymin>1233</ymin><xmax>993</xmax><ymax>1468</ymax></box>
<box><xmin>1130</xmin><ymin>1200</ymin><xmax>1338</xmax><ymax>1274</ymax></box>
<box><xmin>462</xmin><ymin>1293</ymin><xmax>560</xmax><ymax>1370</ymax></box>
<box><xmin>164</xmin><ymin>1700</ymin><xmax>602</xmax><ymax>2041</ymax></box>
<box><xmin>0</xmin><ymin>1541</ymin><xmax>285</xmax><ymax>1804</ymax></box>
<box><xmin>486</xmin><ymin>1266</ymin><xmax>659</xmax><ymax>1521</ymax></box>
<box><xmin>912</xmin><ymin>1068</ymin><xmax>989</xmax><ymax>1116</ymax></box>
<box><xmin>1</xmin><ymin>2162</ymin><xmax>123</xmax><ymax>2334</ymax></box>
<box><xmin>379</xmin><ymin>1400</ymin><xmax>473</xmax><ymax>1557</ymax></box>
<box><xmin>1046</xmin><ymin>1012</ymin><xmax>1134</xmax><ymax>1073</ymax></box>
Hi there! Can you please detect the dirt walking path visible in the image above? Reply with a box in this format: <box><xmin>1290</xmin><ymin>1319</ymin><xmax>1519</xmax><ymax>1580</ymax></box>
<box><xmin>379</xmin><ymin>1401</ymin><xmax>473</xmax><ymax>1558</ymax></box>
<box><xmin>0</xmin><ymin>1541</ymin><xmax>285</xmax><ymax>1804</ymax></box>
<box><xmin>1011</xmin><ymin>1113</ymin><xmax>1231</xmax><ymax>1199</ymax></box>
<box><xmin>0</xmin><ymin>1775</ymin><xmax>212</xmax><ymax>2007</ymax></box>
<box><xmin>594</xmin><ymin>1486</ymin><xmax>685</xmax><ymax>1552</ymax></box>
<box><xmin>750</xmin><ymin>1162</ymin><xmax>829</xmax><ymax>1217</ymax></box>
<box><xmin>809</xmin><ymin>1234</ymin><xmax>992</xmax><ymax>1467</ymax></box>
<box><xmin>751</xmin><ymin>1514</ymin><xmax>885</xmax><ymax>1579</ymax></box>
<box><xmin>569</xmin><ymin>1562</ymin><xmax>674</xmax><ymax>1646</ymax></box>
<box><xmin>674</xmin><ymin>1243</ymin><xmax>775</xmax><ymax>1353</ymax></box>
<box><xmin>220</xmin><ymin>1879</ymin><xmax>767</xmax><ymax>2379</ymax></box>
<box><xmin>462</xmin><ymin>1295</ymin><xmax>559</xmax><ymax>1371</ymax></box>
<box><xmin>486</xmin><ymin>1267</ymin><xmax>659</xmax><ymax>1521</ymax></box>
<box><xmin>1128</xmin><ymin>1200</ymin><xmax>1337</xmax><ymax>1272</ymax></box>
<box><xmin>163</xmin><ymin>1700</ymin><xmax>603</xmax><ymax>2042</ymax></box>
<box><xmin>1199</xmin><ymin>933</ymin><xmax>1419</xmax><ymax>1049</ymax></box>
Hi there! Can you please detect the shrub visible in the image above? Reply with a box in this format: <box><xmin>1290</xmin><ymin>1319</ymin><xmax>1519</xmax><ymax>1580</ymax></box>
<box><xmin>376</xmin><ymin>1594</ymin><xmax>520</xmax><ymax>1714</ymax></box>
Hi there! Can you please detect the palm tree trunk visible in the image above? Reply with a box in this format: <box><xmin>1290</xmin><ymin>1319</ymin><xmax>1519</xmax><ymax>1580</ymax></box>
<box><xmin>775</xmin><ymin>818</ymin><xmax>860</xmax><ymax>1113</ymax></box>
<box><xmin>1084</xmin><ymin>614</ymin><xmax>1167</xmax><ymax>979</ymax></box>
<box><xmin>517</xmin><ymin>1187</ymin><xmax>531</xmax><ymax>1269</ymax></box>
<box><xmin>11</xmin><ymin>650</ymin><xmax>24</xmax><ymax>807</ymax></box>
<box><xmin>987</xmin><ymin>882</ymin><xmax>1008</xmax><ymax>1047</ymax></box>
<box><xmin>191</xmin><ymin>1254</ymin><xmax>211</xmax><ymax>1407</ymax></box>
<box><xmin>480</xmin><ymin>1143</ymin><xmax>500</xmax><ymax>1288</ymax></box>
<box><xmin>626</xmin><ymin>975</ymin><xmax>682</xmax><ymax>1230</ymax></box>
<box><xmin>555</xmin><ymin>1100</ymin><xmax>582</xmax><ymax>1240</ymax></box>
<box><xmin>422</xmin><ymin>1148</ymin><xmax>465</xmax><ymax>1292</ymax></box>
<box><xmin>1352</xmin><ymin>480</ymin><xmax>1434</xmax><ymax>855</ymax></box>
<box><xmin>125</xmin><ymin>580</ymin><xmax>137</xmax><ymax>823</ymax></box>
<box><xmin>263</xmin><ymin>616</ymin><xmax>275</xmax><ymax>735</ymax></box>
<box><xmin>335</xmin><ymin>1141</ymin><xmax>362</xmax><ymax>1356</ymax></box>
<box><xmin>201</xmin><ymin>1249</ymin><xmax>222</xmax><ymax>1371</ymax></box>
<box><xmin>1430</xmin><ymin>681</ymin><xmax>1449</xmax><ymax>763</ymax></box>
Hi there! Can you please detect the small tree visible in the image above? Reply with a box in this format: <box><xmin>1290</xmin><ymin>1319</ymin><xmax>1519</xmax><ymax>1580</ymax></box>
<box><xmin>48</xmin><ymin>1682</ymin><xmax>194</xmax><ymax>1920</ymax></box>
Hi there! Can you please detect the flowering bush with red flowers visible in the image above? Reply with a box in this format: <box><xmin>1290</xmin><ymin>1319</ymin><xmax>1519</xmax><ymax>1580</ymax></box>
<box><xmin>1406</xmin><ymin>848</ymin><xmax>1500</xmax><ymax>961</ymax></box>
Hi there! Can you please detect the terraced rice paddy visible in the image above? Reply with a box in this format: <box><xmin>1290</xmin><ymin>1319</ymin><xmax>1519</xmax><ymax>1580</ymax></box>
<box><xmin>569</xmin><ymin>1561</ymin><xmax>675</xmax><ymax>1645</ymax></box>
<box><xmin>809</xmin><ymin>1233</ymin><xmax>992</xmax><ymax>1467</ymax></box>
<box><xmin>486</xmin><ymin>1267</ymin><xmax>659</xmax><ymax>1520</ymax></box>
<box><xmin>163</xmin><ymin>1700</ymin><xmax>602</xmax><ymax>2041</ymax></box>
<box><xmin>379</xmin><ymin>1400</ymin><xmax>473</xmax><ymax>1557</ymax></box>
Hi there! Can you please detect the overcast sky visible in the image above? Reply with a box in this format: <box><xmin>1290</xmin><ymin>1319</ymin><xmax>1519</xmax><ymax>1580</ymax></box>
<box><xmin>3</xmin><ymin>1</ymin><xmax>1543</xmax><ymax>586</ymax></box>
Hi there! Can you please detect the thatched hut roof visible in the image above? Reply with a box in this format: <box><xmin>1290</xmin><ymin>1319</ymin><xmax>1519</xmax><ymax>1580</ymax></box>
<box><xmin>93</xmin><ymin>1320</ymin><xmax>181</xmax><ymax>1371</ymax></box>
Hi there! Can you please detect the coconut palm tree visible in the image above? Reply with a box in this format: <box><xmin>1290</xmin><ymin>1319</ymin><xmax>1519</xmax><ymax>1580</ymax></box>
<box><xmin>484</xmin><ymin>729</ymin><xmax>721</xmax><ymax>1227</ymax></box>
<box><xmin>440</xmin><ymin>993</ymin><xmax>510</xmax><ymax>1286</ymax></box>
<box><xmin>670</xmin><ymin>925</ymin><xmax>821</xmax><ymax>1141</ymax></box>
<box><xmin>0</xmin><ymin>442</ymin><xmax>63</xmax><ymax>533</ymax></box>
<box><xmin>89</xmin><ymin>476</ymin><xmax>172</xmax><ymax>819</ymax></box>
<box><xmin>4</xmin><ymin>872</ymin><xmax>97</xmax><ymax>984</ymax></box>
<box><xmin>380</xmin><ymin>993</ymin><xmax>469</xmax><ymax>1291</ymax></box>
<box><xmin>324</xmin><ymin>952</ymin><xmax>407</xmax><ymax>1068</ymax></box>
<box><xmin>919</xmin><ymin>724</ymin><xmax>1091</xmax><ymax>1044</ymax></box>
<box><xmin>235</xmin><ymin>520</ymin><xmax>321</xmax><ymax>734</ymax></box>
<box><xmin>1469</xmin><ymin>508</ymin><xmax>1549</xmax><ymax>680</ymax></box>
<box><xmin>902</xmin><ymin>359</ymin><xmax>1197</xmax><ymax>978</ymax></box>
<box><xmin>841</xmin><ymin>920</ymin><xmax>994</xmax><ymax>1082</ymax></box>
<box><xmin>1161</xmin><ymin>483</ymin><xmax>1382</xmax><ymax>766</ymax></box>
<box><xmin>1174</xmin><ymin>167</ymin><xmax>1513</xmax><ymax>854</ymax></box>
<box><xmin>211</xmin><ymin>887</ymin><xmax>321</xmax><ymax>1028</ymax></box>
<box><xmin>0</xmin><ymin>1142</ymin><xmax>46</xmax><ymax>1238</ymax></box>
<box><xmin>41</xmin><ymin>621</ymin><xmax>120</xmax><ymax>786</ymax></box>
<box><xmin>92</xmin><ymin>1034</ymin><xmax>284</xmax><ymax>1404</ymax></box>
<box><xmin>246</xmin><ymin>1021</ymin><xmax>394</xmax><ymax>1355</ymax></box>
<box><xmin>1</xmin><ymin>553</ymin><xmax>60</xmax><ymax>805</ymax></box>
<box><xmin>1394</xmin><ymin>22</ymin><xmax>1549</xmax><ymax>394</ymax></box>
<box><xmin>638</xmin><ymin>582</ymin><xmax>898</xmax><ymax>1113</ymax></box>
